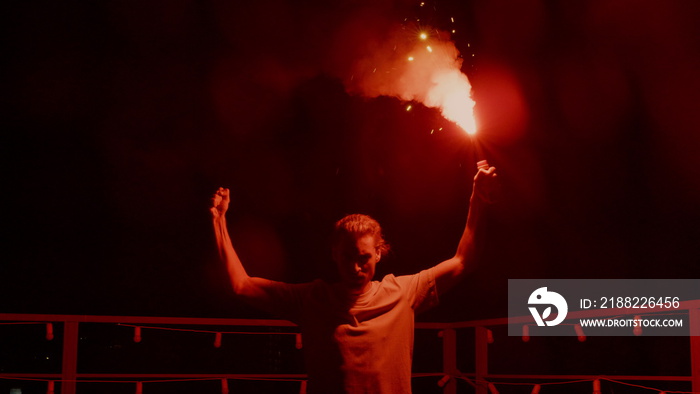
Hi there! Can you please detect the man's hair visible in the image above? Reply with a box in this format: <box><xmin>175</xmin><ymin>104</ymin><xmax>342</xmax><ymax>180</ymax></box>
<box><xmin>332</xmin><ymin>214</ymin><xmax>390</xmax><ymax>255</ymax></box>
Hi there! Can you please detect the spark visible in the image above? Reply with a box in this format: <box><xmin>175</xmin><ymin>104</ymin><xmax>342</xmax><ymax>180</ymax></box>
<box><xmin>420</xmin><ymin>1</ymin><xmax>425</xmax><ymax>6</ymax></box>
<box><xmin>407</xmin><ymin>56</ymin><xmax>414</xmax><ymax>61</ymax></box>
<box><xmin>419</xmin><ymin>32</ymin><xmax>428</xmax><ymax>40</ymax></box>
<box><xmin>406</xmin><ymin>105</ymin><xmax>412</xmax><ymax>111</ymax></box>
<box><xmin>452</xmin><ymin>29</ymin><xmax>456</xmax><ymax>34</ymax></box>
<box><xmin>451</xmin><ymin>17</ymin><xmax>455</xmax><ymax>23</ymax></box>
<box><xmin>426</xmin><ymin>46</ymin><xmax>433</xmax><ymax>53</ymax></box>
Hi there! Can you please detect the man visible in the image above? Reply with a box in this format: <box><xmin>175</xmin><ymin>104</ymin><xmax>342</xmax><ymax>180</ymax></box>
<box><xmin>211</xmin><ymin>162</ymin><xmax>497</xmax><ymax>393</ymax></box>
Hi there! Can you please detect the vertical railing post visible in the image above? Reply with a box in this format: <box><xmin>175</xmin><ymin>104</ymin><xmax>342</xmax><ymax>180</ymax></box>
<box><xmin>475</xmin><ymin>326</ymin><xmax>488</xmax><ymax>394</ymax></box>
<box><xmin>690</xmin><ymin>307</ymin><xmax>700</xmax><ymax>394</ymax></box>
<box><xmin>62</xmin><ymin>321</ymin><xmax>79</xmax><ymax>394</ymax></box>
<box><xmin>441</xmin><ymin>328</ymin><xmax>457</xmax><ymax>394</ymax></box>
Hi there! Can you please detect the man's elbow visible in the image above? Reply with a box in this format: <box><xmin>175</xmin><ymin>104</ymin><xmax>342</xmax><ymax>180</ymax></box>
<box><xmin>451</xmin><ymin>256</ymin><xmax>475</xmax><ymax>278</ymax></box>
<box><xmin>231</xmin><ymin>277</ymin><xmax>255</xmax><ymax>297</ymax></box>
<box><xmin>230</xmin><ymin>278</ymin><xmax>271</xmax><ymax>311</ymax></box>
<box><xmin>454</xmin><ymin>258</ymin><xmax>468</xmax><ymax>277</ymax></box>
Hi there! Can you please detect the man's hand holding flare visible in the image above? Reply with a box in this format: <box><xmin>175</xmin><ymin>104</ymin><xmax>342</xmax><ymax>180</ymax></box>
<box><xmin>473</xmin><ymin>160</ymin><xmax>498</xmax><ymax>204</ymax></box>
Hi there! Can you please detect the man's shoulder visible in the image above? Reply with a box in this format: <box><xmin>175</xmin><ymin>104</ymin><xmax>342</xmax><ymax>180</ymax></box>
<box><xmin>377</xmin><ymin>272</ymin><xmax>419</xmax><ymax>290</ymax></box>
<box><xmin>379</xmin><ymin>268</ymin><xmax>436</xmax><ymax>290</ymax></box>
<box><xmin>381</xmin><ymin>268</ymin><xmax>432</xmax><ymax>282</ymax></box>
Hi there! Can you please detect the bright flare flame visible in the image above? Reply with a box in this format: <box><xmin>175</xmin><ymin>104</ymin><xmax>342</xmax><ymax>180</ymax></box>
<box><xmin>425</xmin><ymin>70</ymin><xmax>477</xmax><ymax>134</ymax></box>
<box><xmin>419</xmin><ymin>32</ymin><xmax>428</xmax><ymax>40</ymax></box>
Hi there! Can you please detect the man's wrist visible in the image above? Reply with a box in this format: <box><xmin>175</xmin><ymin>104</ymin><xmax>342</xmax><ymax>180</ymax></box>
<box><xmin>212</xmin><ymin>215</ymin><xmax>227</xmax><ymax>225</ymax></box>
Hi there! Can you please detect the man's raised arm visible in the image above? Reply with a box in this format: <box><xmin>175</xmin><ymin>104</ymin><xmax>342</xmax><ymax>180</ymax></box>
<box><xmin>431</xmin><ymin>163</ymin><xmax>498</xmax><ymax>295</ymax></box>
<box><xmin>210</xmin><ymin>187</ymin><xmax>286</xmax><ymax>306</ymax></box>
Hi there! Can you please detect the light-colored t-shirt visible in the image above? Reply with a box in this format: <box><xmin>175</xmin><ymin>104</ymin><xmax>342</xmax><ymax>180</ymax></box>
<box><xmin>264</xmin><ymin>268</ymin><xmax>439</xmax><ymax>394</ymax></box>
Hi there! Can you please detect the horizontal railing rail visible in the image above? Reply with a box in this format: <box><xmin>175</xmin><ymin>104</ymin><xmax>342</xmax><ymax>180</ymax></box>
<box><xmin>1</xmin><ymin>299</ymin><xmax>698</xmax><ymax>394</ymax></box>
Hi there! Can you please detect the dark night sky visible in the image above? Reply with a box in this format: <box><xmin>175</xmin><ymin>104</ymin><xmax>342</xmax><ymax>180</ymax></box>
<box><xmin>4</xmin><ymin>0</ymin><xmax>700</xmax><ymax>322</ymax></box>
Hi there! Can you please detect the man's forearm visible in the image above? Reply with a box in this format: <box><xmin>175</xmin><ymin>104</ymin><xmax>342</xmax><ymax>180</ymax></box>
<box><xmin>212</xmin><ymin>217</ymin><xmax>251</xmax><ymax>294</ymax></box>
<box><xmin>453</xmin><ymin>193</ymin><xmax>483</xmax><ymax>269</ymax></box>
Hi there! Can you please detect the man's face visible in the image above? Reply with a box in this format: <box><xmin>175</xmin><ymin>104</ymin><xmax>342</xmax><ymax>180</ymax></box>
<box><xmin>333</xmin><ymin>234</ymin><xmax>380</xmax><ymax>295</ymax></box>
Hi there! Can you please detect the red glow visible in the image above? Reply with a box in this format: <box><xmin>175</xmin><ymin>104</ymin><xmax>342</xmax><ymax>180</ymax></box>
<box><xmin>46</xmin><ymin>323</ymin><xmax>54</xmax><ymax>340</ymax></box>
<box><xmin>472</xmin><ymin>65</ymin><xmax>528</xmax><ymax>141</ymax></box>
<box><xmin>574</xmin><ymin>324</ymin><xmax>586</xmax><ymax>342</ymax></box>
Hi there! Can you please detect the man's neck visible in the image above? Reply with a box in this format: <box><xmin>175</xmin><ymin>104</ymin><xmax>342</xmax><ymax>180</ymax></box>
<box><xmin>338</xmin><ymin>281</ymin><xmax>373</xmax><ymax>300</ymax></box>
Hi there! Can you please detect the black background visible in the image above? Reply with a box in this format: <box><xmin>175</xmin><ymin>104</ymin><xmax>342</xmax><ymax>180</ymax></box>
<box><xmin>3</xmin><ymin>2</ymin><xmax>700</xmax><ymax>391</ymax></box>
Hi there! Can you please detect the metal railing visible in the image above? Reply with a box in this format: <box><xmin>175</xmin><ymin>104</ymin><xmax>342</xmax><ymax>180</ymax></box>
<box><xmin>1</xmin><ymin>300</ymin><xmax>698</xmax><ymax>394</ymax></box>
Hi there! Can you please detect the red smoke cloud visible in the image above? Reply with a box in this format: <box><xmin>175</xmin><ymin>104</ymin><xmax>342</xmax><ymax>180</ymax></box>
<box><xmin>336</xmin><ymin>23</ymin><xmax>477</xmax><ymax>134</ymax></box>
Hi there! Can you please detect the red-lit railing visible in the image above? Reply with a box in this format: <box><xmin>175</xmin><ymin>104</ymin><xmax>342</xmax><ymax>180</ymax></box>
<box><xmin>1</xmin><ymin>300</ymin><xmax>699</xmax><ymax>394</ymax></box>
